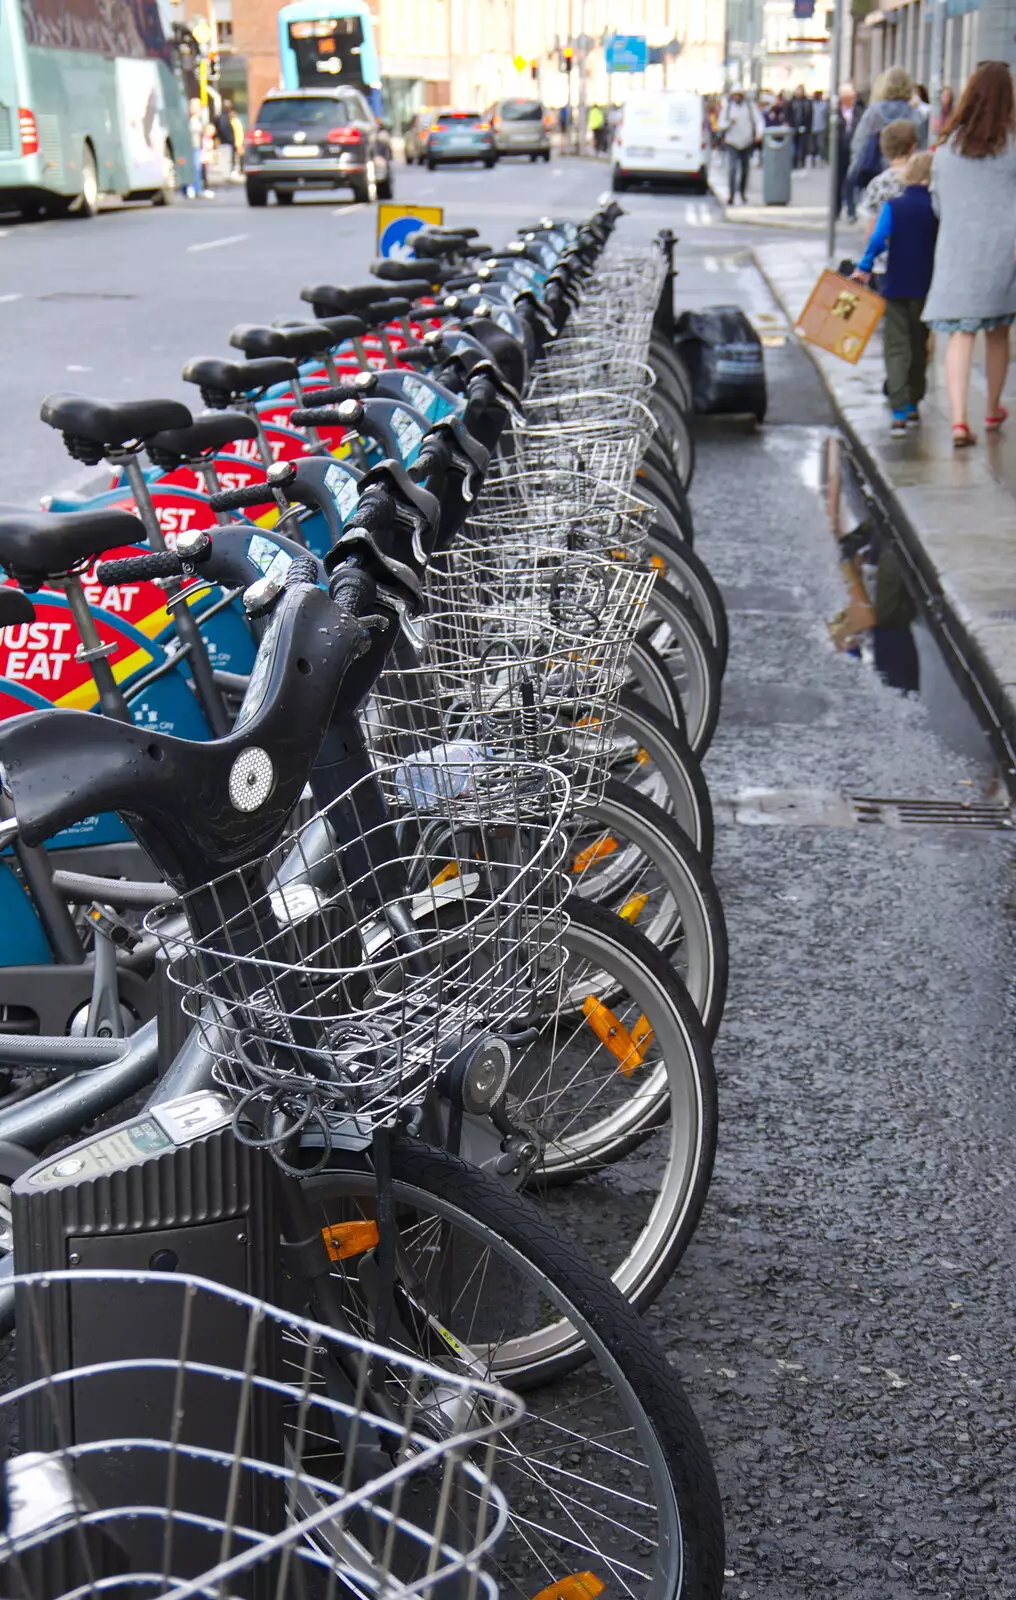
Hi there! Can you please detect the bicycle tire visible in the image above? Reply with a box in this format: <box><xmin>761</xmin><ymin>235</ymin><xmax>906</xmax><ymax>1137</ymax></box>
<box><xmin>627</xmin><ymin>635</ymin><xmax>686</xmax><ymax>733</ymax></box>
<box><xmin>650</xmin><ymin>389</ymin><xmax>696</xmax><ymax>491</ymax></box>
<box><xmin>636</xmin><ymin>458</ymin><xmax>695</xmax><ymax>546</ymax></box>
<box><xmin>568</xmin><ymin>778</ymin><xmax>728</xmax><ymax>1041</ymax></box>
<box><xmin>646</xmin><ymin>525</ymin><xmax>730</xmax><ymax>676</ymax></box>
<box><xmin>640</xmin><ymin>580</ymin><xmax>722</xmax><ymax>758</ymax></box>
<box><xmin>612</xmin><ymin>689</ymin><xmax>714</xmax><ymax>863</ymax></box>
<box><xmin>649</xmin><ymin>336</ymin><xmax>695</xmax><ymax>415</ymax></box>
<box><xmin>301</xmin><ymin>1142</ymin><xmax>726</xmax><ymax>1600</ymax></box>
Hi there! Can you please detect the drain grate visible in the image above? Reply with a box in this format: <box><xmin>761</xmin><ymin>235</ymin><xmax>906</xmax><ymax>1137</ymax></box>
<box><xmin>850</xmin><ymin>795</ymin><xmax>1012</xmax><ymax>829</ymax></box>
<box><xmin>717</xmin><ymin>787</ymin><xmax>1012</xmax><ymax>831</ymax></box>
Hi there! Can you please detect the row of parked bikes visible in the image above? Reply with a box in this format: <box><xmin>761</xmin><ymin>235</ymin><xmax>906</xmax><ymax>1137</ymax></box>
<box><xmin>0</xmin><ymin>202</ymin><xmax>733</xmax><ymax>1600</ymax></box>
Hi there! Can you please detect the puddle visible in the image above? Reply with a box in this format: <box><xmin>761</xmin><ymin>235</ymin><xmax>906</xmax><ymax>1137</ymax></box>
<box><xmin>821</xmin><ymin>434</ymin><xmax>1001</xmax><ymax>778</ymax></box>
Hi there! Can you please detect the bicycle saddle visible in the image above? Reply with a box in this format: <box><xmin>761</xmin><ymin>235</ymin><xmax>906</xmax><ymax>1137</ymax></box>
<box><xmin>371</xmin><ymin>259</ymin><xmax>457</xmax><ymax>287</ymax></box>
<box><xmin>0</xmin><ymin>507</ymin><xmax>142</xmax><ymax>584</ymax></box>
<box><xmin>408</xmin><ymin>233</ymin><xmax>467</xmax><ymax>261</ymax></box>
<box><xmin>40</xmin><ymin>393</ymin><xmax>193</xmax><ymax>449</ymax></box>
<box><xmin>429</xmin><ymin>225</ymin><xmax>481</xmax><ymax>240</ymax></box>
<box><xmin>0</xmin><ymin>587</ymin><xmax>35</xmax><ymax>627</ymax></box>
<box><xmin>274</xmin><ymin>313</ymin><xmax>367</xmax><ymax>346</ymax></box>
<box><xmin>182</xmin><ymin>356</ymin><xmax>300</xmax><ymax>408</ymax></box>
<box><xmin>229</xmin><ymin>322</ymin><xmax>340</xmax><ymax>363</ymax></box>
<box><xmin>147</xmin><ymin>412</ymin><xmax>258</xmax><ymax>467</ymax></box>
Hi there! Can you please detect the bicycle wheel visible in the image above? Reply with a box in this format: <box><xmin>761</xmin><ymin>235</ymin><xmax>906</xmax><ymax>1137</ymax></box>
<box><xmin>627</xmin><ymin>635</ymin><xmax>687</xmax><ymax>733</ymax></box>
<box><xmin>636</xmin><ymin>459</ymin><xmax>695</xmax><ymax>546</ymax></box>
<box><xmin>647</xmin><ymin>525</ymin><xmax>729</xmax><ymax>675</ymax></box>
<box><xmin>610</xmin><ymin>690</ymin><xmax>714</xmax><ymax>863</ymax></box>
<box><xmin>639</xmin><ymin>580</ymin><xmax>722</xmax><ymax>758</ymax></box>
<box><xmin>567</xmin><ymin>779</ymin><xmax>728</xmax><ymax>1040</ymax></box>
<box><xmin>649</xmin><ymin>335</ymin><xmax>695</xmax><ymax>415</ymax></box>
<box><xmin>650</xmin><ymin>389</ymin><xmax>696</xmax><ymax>491</ymax></box>
<box><xmin>300</xmin><ymin>1141</ymin><xmax>726</xmax><ymax>1598</ymax></box>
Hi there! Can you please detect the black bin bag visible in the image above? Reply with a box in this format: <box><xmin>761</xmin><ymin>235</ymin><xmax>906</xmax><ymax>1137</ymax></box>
<box><xmin>674</xmin><ymin>306</ymin><xmax>767</xmax><ymax>422</ymax></box>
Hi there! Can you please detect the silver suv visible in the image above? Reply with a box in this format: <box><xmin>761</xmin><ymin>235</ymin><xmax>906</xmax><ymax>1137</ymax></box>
<box><xmin>488</xmin><ymin>98</ymin><xmax>550</xmax><ymax>161</ymax></box>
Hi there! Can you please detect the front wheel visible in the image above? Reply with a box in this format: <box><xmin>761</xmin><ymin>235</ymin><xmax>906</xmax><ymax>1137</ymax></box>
<box><xmin>376</xmin><ymin>160</ymin><xmax>394</xmax><ymax>199</ymax></box>
<box><xmin>301</xmin><ymin>1142</ymin><xmax>726</xmax><ymax>1598</ymax></box>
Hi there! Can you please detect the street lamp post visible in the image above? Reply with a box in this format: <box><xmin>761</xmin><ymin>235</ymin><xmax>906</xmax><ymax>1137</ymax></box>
<box><xmin>577</xmin><ymin>0</ymin><xmax>588</xmax><ymax>154</ymax></box>
<box><xmin>826</xmin><ymin>0</ymin><xmax>844</xmax><ymax>259</ymax></box>
<box><xmin>928</xmin><ymin>0</ymin><xmax>947</xmax><ymax>139</ymax></box>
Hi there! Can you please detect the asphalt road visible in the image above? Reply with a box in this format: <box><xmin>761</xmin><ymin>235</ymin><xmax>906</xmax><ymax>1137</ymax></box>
<box><xmin>2</xmin><ymin>153</ymin><xmax>1015</xmax><ymax>1596</ymax></box>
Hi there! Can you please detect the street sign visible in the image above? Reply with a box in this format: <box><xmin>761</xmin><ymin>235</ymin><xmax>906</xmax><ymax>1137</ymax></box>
<box><xmin>605</xmin><ymin>34</ymin><xmax>648</xmax><ymax>73</ymax></box>
<box><xmin>376</xmin><ymin>203</ymin><xmax>445</xmax><ymax>260</ymax></box>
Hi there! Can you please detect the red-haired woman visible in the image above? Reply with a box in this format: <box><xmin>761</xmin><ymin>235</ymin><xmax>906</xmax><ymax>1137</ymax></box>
<box><xmin>923</xmin><ymin>60</ymin><xmax>1016</xmax><ymax>445</ymax></box>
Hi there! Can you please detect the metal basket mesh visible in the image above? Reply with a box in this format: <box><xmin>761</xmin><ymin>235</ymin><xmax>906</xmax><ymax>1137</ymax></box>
<box><xmin>145</xmin><ymin>763</ymin><xmax>572</xmax><ymax>1148</ymax></box>
<box><xmin>5</xmin><ymin>1269</ymin><xmax>522</xmax><ymax>1600</ymax></box>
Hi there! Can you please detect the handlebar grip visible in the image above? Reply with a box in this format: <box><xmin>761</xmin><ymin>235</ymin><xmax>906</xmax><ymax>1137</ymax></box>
<box><xmin>289</xmin><ymin>406</ymin><xmax>360</xmax><ymax>428</ymax></box>
<box><xmin>209</xmin><ymin>480</ymin><xmax>281</xmax><ymax>512</ymax></box>
<box><xmin>95</xmin><ymin>551</ymin><xmax>183</xmax><ymax>584</ymax></box>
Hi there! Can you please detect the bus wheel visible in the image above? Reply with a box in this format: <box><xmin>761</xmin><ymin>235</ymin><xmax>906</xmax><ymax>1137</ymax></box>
<box><xmin>152</xmin><ymin>142</ymin><xmax>177</xmax><ymax>206</ymax></box>
<box><xmin>74</xmin><ymin>145</ymin><xmax>99</xmax><ymax>218</ymax></box>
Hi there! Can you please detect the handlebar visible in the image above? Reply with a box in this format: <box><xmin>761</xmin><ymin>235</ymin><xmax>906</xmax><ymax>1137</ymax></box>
<box><xmin>96</xmin><ymin>550</ymin><xmax>185</xmax><ymax>584</ymax></box>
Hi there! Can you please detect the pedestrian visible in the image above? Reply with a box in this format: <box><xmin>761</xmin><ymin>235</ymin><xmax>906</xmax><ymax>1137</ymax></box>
<box><xmin>858</xmin><ymin>118</ymin><xmax>920</xmax><ymax>280</ymax></box>
<box><xmin>719</xmin><ymin>88</ymin><xmax>762</xmax><ymax>204</ymax></box>
<box><xmin>765</xmin><ymin>92</ymin><xmax>788</xmax><ymax>127</ymax></box>
<box><xmin>787</xmin><ymin>83</ymin><xmax>812</xmax><ymax>167</ymax></box>
<box><xmin>201</xmin><ymin>117</ymin><xmax>217</xmax><ymax>195</ymax></box>
<box><xmin>810</xmin><ymin>88</ymin><xmax>828</xmax><ymax>163</ymax></box>
<box><xmin>187</xmin><ymin>96</ymin><xmax>205</xmax><ymax>197</ymax></box>
<box><xmin>852</xmin><ymin>151</ymin><xmax>938</xmax><ymax>435</ymax></box>
<box><xmin>588</xmin><ymin>103</ymin><xmax>607</xmax><ymax>155</ymax></box>
<box><xmin>848</xmin><ymin>66</ymin><xmax>927</xmax><ymax>191</ymax></box>
<box><xmin>216</xmin><ymin>99</ymin><xmax>239</xmax><ymax>175</ymax></box>
<box><xmin>559</xmin><ymin>103</ymin><xmax>570</xmax><ymax>136</ymax></box>
<box><xmin>921</xmin><ymin>59</ymin><xmax>1016</xmax><ymax>446</ymax></box>
<box><xmin>836</xmin><ymin>83</ymin><xmax>860</xmax><ymax>219</ymax></box>
<box><xmin>935</xmin><ymin>84</ymin><xmax>955</xmax><ymax>143</ymax></box>
<box><xmin>228</xmin><ymin>103</ymin><xmax>244</xmax><ymax>176</ymax></box>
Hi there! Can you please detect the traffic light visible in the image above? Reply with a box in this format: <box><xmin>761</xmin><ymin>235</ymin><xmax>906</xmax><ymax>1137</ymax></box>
<box><xmin>562</xmin><ymin>46</ymin><xmax>573</xmax><ymax>72</ymax></box>
<box><xmin>531</xmin><ymin>60</ymin><xmax>538</xmax><ymax>80</ymax></box>
<box><xmin>207</xmin><ymin>48</ymin><xmax>220</xmax><ymax>82</ymax></box>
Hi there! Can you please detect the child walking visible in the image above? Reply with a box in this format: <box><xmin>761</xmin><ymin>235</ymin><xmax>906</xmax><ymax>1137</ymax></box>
<box><xmin>853</xmin><ymin>152</ymin><xmax>938</xmax><ymax>436</ymax></box>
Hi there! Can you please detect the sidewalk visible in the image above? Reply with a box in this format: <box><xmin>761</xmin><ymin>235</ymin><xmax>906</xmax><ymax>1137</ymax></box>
<box><xmin>757</xmin><ymin>236</ymin><xmax>1016</xmax><ymax>770</ymax></box>
<box><xmin>709</xmin><ymin>154</ymin><xmax>864</xmax><ymax>235</ymax></box>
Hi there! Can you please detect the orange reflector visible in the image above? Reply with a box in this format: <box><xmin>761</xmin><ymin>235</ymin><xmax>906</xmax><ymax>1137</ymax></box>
<box><xmin>635</xmin><ymin>746</ymin><xmax>650</xmax><ymax>766</ymax></box>
<box><xmin>650</xmin><ymin>554</ymin><xmax>666</xmax><ymax>573</ymax></box>
<box><xmin>574</xmin><ymin>715</ymin><xmax>601</xmax><ymax>729</ymax></box>
<box><xmin>582</xmin><ymin>997</ymin><xmax>648</xmax><ymax>1076</ymax></box>
<box><xmin>532</xmin><ymin>1575</ymin><xmax>605</xmax><ymax>1600</ymax></box>
<box><xmin>572</xmin><ymin>834</ymin><xmax>619</xmax><ymax>873</ymax></box>
<box><xmin>631</xmin><ymin>1013</ymin><xmax>655</xmax><ymax>1053</ymax></box>
<box><xmin>431</xmin><ymin>861</ymin><xmax>461</xmax><ymax>887</ymax></box>
<box><xmin>619</xmin><ymin>892</ymin><xmax>649</xmax><ymax>924</ymax></box>
<box><xmin>322</xmin><ymin>1221</ymin><xmax>379</xmax><ymax>1262</ymax></box>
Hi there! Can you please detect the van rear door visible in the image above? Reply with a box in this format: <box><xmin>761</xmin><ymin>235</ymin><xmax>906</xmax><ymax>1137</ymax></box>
<box><xmin>661</xmin><ymin>95</ymin><xmax>704</xmax><ymax>173</ymax></box>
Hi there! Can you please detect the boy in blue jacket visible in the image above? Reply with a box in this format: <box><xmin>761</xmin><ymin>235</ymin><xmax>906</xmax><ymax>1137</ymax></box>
<box><xmin>853</xmin><ymin>151</ymin><xmax>938</xmax><ymax>436</ymax></box>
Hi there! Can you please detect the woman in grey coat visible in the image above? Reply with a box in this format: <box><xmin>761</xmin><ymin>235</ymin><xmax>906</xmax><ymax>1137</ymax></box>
<box><xmin>848</xmin><ymin>65</ymin><xmax>927</xmax><ymax>185</ymax></box>
<box><xmin>923</xmin><ymin>60</ymin><xmax>1016</xmax><ymax>445</ymax></box>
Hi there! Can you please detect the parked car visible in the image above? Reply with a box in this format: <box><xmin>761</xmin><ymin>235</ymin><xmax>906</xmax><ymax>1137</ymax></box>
<box><xmin>403</xmin><ymin>109</ymin><xmax>435</xmax><ymax>164</ymax></box>
<box><xmin>611</xmin><ymin>90</ymin><xmax>710</xmax><ymax>193</ymax></box>
<box><xmin>488</xmin><ymin>97</ymin><xmax>550</xmax><ymax>161</ymax></box>
<box><xmin>426</xmin><ymin>111</ymin><xmax>497</xmax><ymax>169</ymax></box>
<box><xmin>244</xmin><ymin>87</ymin><xmax>393</xmax><ymax>206</ymax></box>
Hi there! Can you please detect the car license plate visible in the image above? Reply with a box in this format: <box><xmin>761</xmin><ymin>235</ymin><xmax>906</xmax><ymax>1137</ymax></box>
<box><xmin>628</xmin><ymin>146</ymin><xmax>655</xmax><ymax>158</ymax></box>
<box><xmin>283</xmin><ymin>144</ymin><xmax>319</xmax><ymax>157</ymax></box>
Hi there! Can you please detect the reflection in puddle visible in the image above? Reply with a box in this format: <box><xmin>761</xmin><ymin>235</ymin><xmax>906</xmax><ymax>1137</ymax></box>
<box><xmin>821</xmin><ymin>436</ymin><xmax>1002</xmax><ymax>778</ymax></box>
<box><xmin>823</xmin><ymin>435</ymin><xmax>918</xmax><ymax>692</ymax></box>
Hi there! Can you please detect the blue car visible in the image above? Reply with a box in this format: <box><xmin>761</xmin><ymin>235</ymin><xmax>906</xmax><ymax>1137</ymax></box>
<box><xmin>426</xmin><ymin>110</ymin><xmax>497</xmax><ymax>169</ymax></box>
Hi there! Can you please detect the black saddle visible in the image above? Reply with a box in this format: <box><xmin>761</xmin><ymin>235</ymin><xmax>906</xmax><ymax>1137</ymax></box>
<box><xmin>0</xmin><ymin>588</ymin><xmax>36</xmax><ymax>628</ymax></box>
<box><xmin>0</xmin><ymin>508</ymin><xmax>142</xmax><ymax>585</ymax></box>
<box><xmin>40</xmin><ymin>393</ymin><xmax>193</xmax><ymax>452</ymax></box>
<box><xmin>148</xmin><ymin>412</ymin><xmax>258</xmax><ymax>468</ymax></box>
<box><xmin>408</xmin><ymin>233</ymin><xmax>468</xmax><ymax>261</ymax></box>
<box><xmin>371</xmin><ymin>259</ymin><xmax>457</xmax><ymax>287</ymax></box>
<box><xmin>229</xmin><ymin>322</ymin><xmax>339</xmax><ymax>362</ymax></box>
<box><xmin>181</xmin><ymin>356</ymin><xmax>300</xmax><ymax>409</ymax></box>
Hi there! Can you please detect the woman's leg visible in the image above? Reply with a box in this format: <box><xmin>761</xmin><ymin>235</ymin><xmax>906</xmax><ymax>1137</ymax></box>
<box><xmin>944</xmin><ymin>331</ymin><xmax>976</xmax><ymax>428</ymax></box>
<box><xmin>985</xmin><ymin>323</ymin><xmax>1011</xmax><ymax>418</ymax></box>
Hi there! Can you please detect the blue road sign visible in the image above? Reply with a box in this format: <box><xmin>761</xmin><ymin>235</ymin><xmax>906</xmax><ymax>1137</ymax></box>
<box><xmin>376</xmin><ymin>203</ymin><xmax>444</xmax><ymax>260</ymax></box>
<box><xmin>605</xmin><ymin>34</ymin><xmax>648</xmax><ymax>72</ymax></box>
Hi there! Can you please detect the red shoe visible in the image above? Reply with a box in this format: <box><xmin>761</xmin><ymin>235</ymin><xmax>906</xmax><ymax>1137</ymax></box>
<box><xmin>952</xmin><ymin>423</ymin><xmax>977</xmax><ymax>448</ymax></box>
<box><xmin>985</xmin><ymin>406</ymin><xmax>1009</xmax><ymax>432</ymax></box>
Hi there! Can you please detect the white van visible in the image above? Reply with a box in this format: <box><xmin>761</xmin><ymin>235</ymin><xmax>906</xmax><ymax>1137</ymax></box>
<box><xmin>611</xmin><ymin>91</ymin><xmax>710</xmax><ymax>192</ymax></box>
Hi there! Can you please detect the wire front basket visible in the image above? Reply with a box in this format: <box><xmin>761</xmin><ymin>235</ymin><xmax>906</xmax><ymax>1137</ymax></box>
<box><xmin>471</xmin><ymin>462</ymin><xmax>655</xmax><ymax>563</ymax></box>
<box><xmin>146</xmin><ymin>763</ymin><xmax>572</xmax><ymax>1156</ymax></box>
<box><xmin>371</xmin><ymin>547</ymin><xmax>654</xmax><ymax>806</ymax></box>
<box><xmin>5</xmin><ymin>1269</ymin><xmax>522</xmax><ymax>1600</ymax></box>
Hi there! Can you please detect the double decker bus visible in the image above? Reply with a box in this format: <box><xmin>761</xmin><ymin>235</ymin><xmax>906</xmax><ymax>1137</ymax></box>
<box><xmin>277</xmin><ymin>2</ymin><xmax>383</xmax><ymax>115</ymax></box>
<box><xmin>0</xmin><ymin>0</ymin><xmax>192</xmax><ymax>218</ymax></box>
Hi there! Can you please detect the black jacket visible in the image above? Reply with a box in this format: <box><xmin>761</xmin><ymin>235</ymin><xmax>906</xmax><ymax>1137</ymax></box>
<box><xmin>788</xmin><ymin>94</ymin><xmax>813</xmax><ymax>133</ymax></box>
